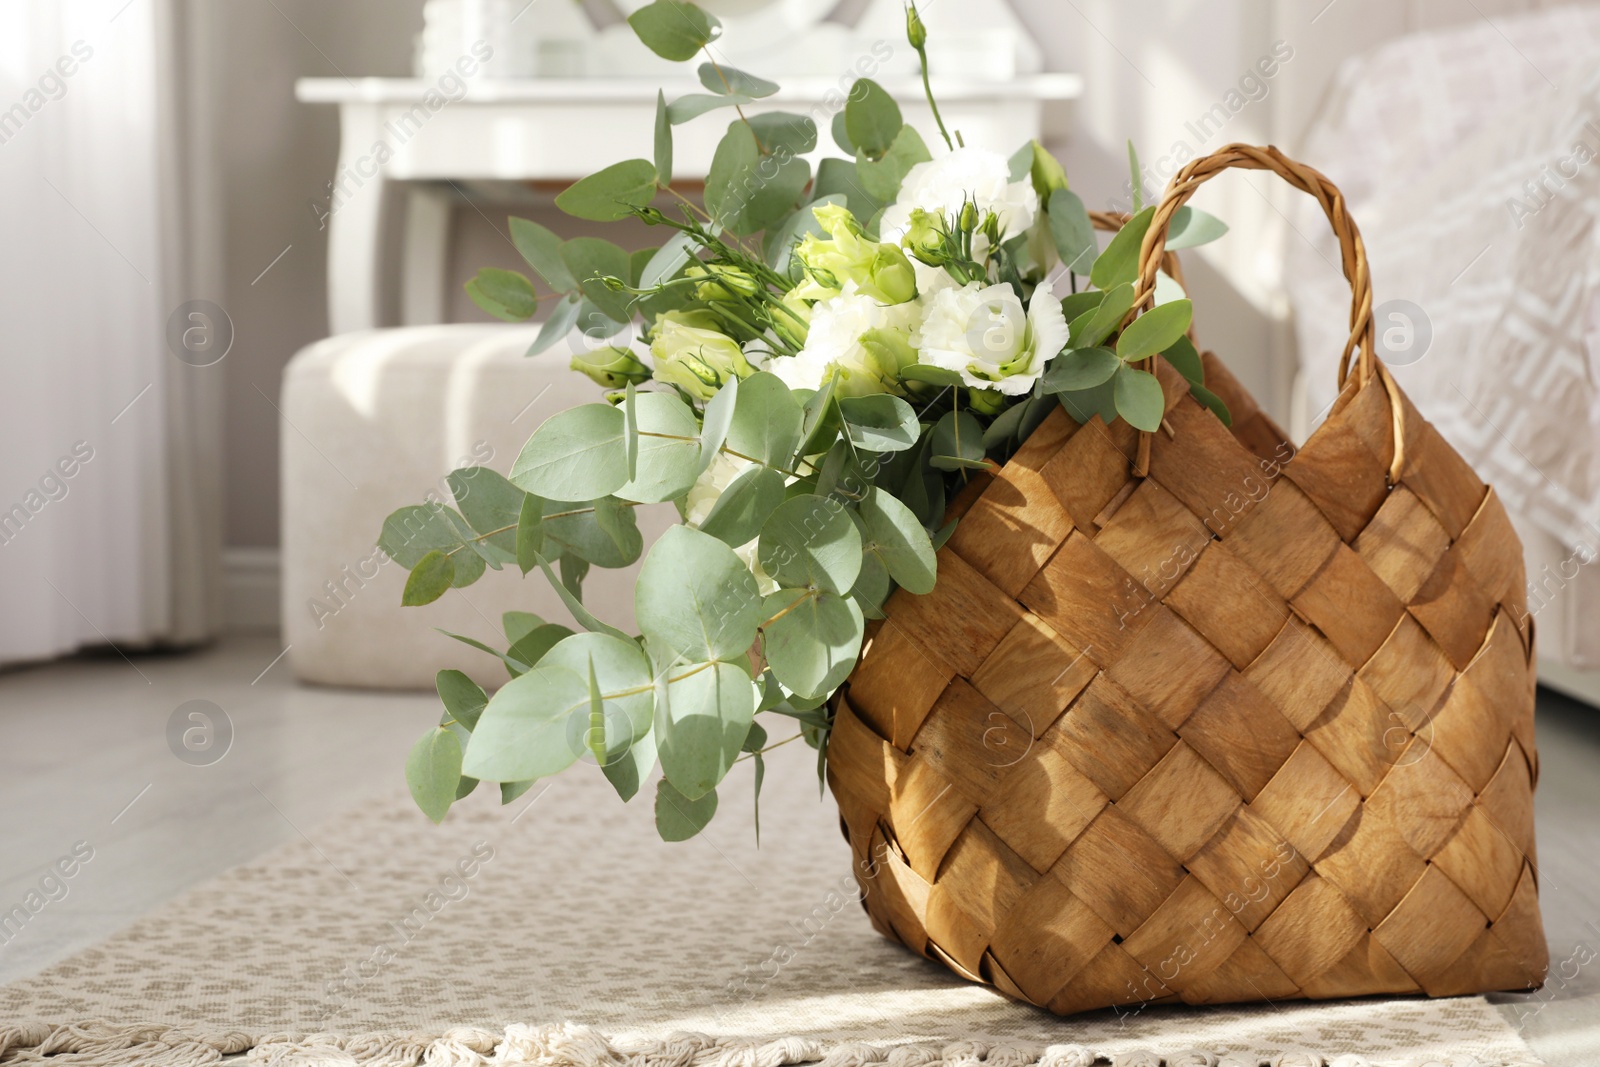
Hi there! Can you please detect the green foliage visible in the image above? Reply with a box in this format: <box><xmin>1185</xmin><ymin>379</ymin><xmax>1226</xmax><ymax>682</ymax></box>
<box><xmin>705</xmin><ymin>121</ymin><xmax>811</xmax><ymax>235</ymax></box>
<box><xmin>1117</xmin><ymin>300</ymin><xmax>1193</xmax><ymax>360</ymax></box>
<box><xmin>727</xmin><ymin>372</ymin><xmax>803</xmax><ymax>468</ymax></box>
<box><xmin>860</xmin><ymin>488</ymin><xmax>936</xmax><ymax>595</ymax></box>
<box><xmin>699</xmin><ymin>62</ymin><xmax>777</xmax><ymax>98</ymax></box>
<box><xmin>1113</xmin><ymin>364</ymin><xmax>1166</xmax><ymax>431</ymax></box>
<box><xmin>653</xmin><ymin>91</ymin><xmax>673</xmax><ymax>185</ymax></box>
<box><xmin>1166</xmin><ymin>206</ymin><xmax>1228</xmax><ymax>250</ymax></box>
<box><xmin>762</xmin><ymin>590</ymin><xmax>864</xmax><ymax>698</ymax></box>
<box><xmin>465</xmin><ymin>268</ymin><xmax>539</xmax><ymax>322</ymax></box>
<box><xmin>758</xmin><ymin>495</ymin><xmax>862</xmax><ymax>596</ymax></box>
<box><xmin>555</xmin><ymin>159</ymin><xmax>659</xmax><ymax>221</ymax></box>
<box><xmin>637</xmin><ymin>526</ymin><xmax>765</xmax><ymax>661</ymax></box>
<box><xmin>628</xmin><ymin>0</ymin><xmax>720</xmax><ymax>61</ymax></box>
<box><xmin>560</xmin><ymin>237</ymin><xmax>633</xmax><ymax>322</ymax></box>
<box><xmin>402</xmin><ymin>551</ymin><xmax>455</xmax><ymax>606</ymax></box>
<box><xmin>856</xmin><ymin>126</ymin><xmax>931</xmax><ymax>203</ymax></box>
<box><xmin>510</xmin><ymin>404</ymin><xmax>630</xmax><ymax>500</ymax></box>
<box><xmin>655</xmin><ymin>778</ymin><xmax>717</xmax><ymax>841</ymax></box>
<box><xmin>699</xmin><ymin>465</ymin><xmax>785</xmax><ymax>547</ymax></box>
<box><xmin>615</xmin><ymin>392</ymin><xmax>701</xmax><ymax>503</ymax></box>
<box><xmin>509</xmin><ymin>217</ymin><xmax>576</xmax><ymax>292</ymax></box>
<box><xmin>1046</xmin><ymin>188</ymin><xmax>1097</xmax><ymax>275</ymax></box>
<box><xmin>1069</xmin><ymin>282</ymin><xmax>1136</xmax><ymax>349</ymax></box>
<box><xmin>1091</xmin><ymin>206</ymin><xmax>1154</xmax><ymax>290</ymax></box>
<box><xmin>406</xmin><ymin>727</ymin><xmax>462</xmax><ymax>823</ymax></box>
<box><xmin>436</xmin><ymin>669</ymin><xmax>488</xmax><ymax>730</ymax></box>
<box><xmin>657</xmin><ymin>660</ymin><xmax>756</xmax><ymax>798</ymax></box>
<box><xmin>666</xmin><ymin>92</ymin><xmax>754</xmax><ymax>124</ymax></box>
<box><xmin>838</xmin><ymin>394</ymin><xmax>920</xmax><ymax>453</ymax></box>
<box><xmin>844</xmin><ymin>79</ymin><xmax>902</xmax><ymax>159</ymax></box>
<box><xmin>379</xmin><ymin>16</ymin><xmax>1241</xmax><ymax>843</ymax></box>
<box><xmin>1042</xmin><ymin>347</ymin><xmax>1120</xmax><ymax>393</ymax></box>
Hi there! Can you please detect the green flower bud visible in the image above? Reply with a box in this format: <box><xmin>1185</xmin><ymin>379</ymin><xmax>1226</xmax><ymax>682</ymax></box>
<box><xmin>794</xmin><ymin>202</ymin><xmax>917</xmax><ymax>305</ymax></box>
<box><xmin>650</xmin><ymin>318</ymin><xmax>753</xmax><ymax>401</ymax></box>
<box><xmin>967</xmin><ymin>387</ymin><xmax>1006</xmax><ymax>416</ymax></box>
<box><xmin>959</xmin><ymin>201</ymin><xmax>978</xmax><ymax>233</ymax></box>
<box><xmin>903</xmin><ymin>209</ymin><xmax>949</xmax><ymax>267</ymax></box>
<box><xmin>689</xmin><ymin>263</ymin><xmax>761</xmax><ymax>302</ymax></box>
<box><xmin>1029</xmin><ymin>140</ymin><xmax>1070</xmax><ymax>198</ymax></box>
<box><xmin>859</xmin><ymin>327</ymin><xmax>918</xmax><ymax>381</ymax></box>
<box><xmin>648</xmin><ymin>308</ymin><xmax>721</xmax><ymax>338</ymax></box>
<box><xmin>571</xmin><ymin>346</ymin><xmax>652</xmax><ymax>389</ymax></box>
<box><xmin>860</xmin><ymin>245</ymin><xmax>917</xmax><ymax>305</ymax></box>
<box><xmin>905</xmin><ymin>2</ymin><xmax>928</xmax><ymax>50</ymax></box>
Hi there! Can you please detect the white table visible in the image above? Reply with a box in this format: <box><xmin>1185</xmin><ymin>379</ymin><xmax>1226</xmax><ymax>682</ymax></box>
<box><xmin>295</xmin><ymin>75</ymin><xmax>1082</xmax><ymax>333</ymax></box>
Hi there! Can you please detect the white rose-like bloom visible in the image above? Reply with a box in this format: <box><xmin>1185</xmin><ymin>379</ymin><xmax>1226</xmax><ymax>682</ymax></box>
<box><xmin>913</xmin><ymin>280</ymin><xmax>1069</xmax><ymax>395</ymax></box>
<box><xmin>683</xmin><ymin>452</ymin><xmax>779</xmax><ymax>594</ymax></box>
<box><xmin>770</xmin><ymin>290</ymin><xmax>920</xmax><ymax>397</ymax></box>
<box><xmin>877</xmin><ymin>146</ymin><xmax>1039</xmax><ymax>247</ymax></box>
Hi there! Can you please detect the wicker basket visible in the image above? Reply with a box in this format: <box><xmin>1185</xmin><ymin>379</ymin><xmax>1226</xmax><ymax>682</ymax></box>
<box><xmin>827</xmin><ymin>144</ymin><xmax>1547</xmax><ymax>1014</ymax></box>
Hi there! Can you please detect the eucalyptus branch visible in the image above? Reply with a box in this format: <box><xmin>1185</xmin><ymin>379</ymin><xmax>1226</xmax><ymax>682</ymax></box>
<box><xmin>734</xmin><ymin>732</ymin><xmax>807</xmax><ymax>763</ymax></box>
<box><xmin>758</xmin><ymin>588</ymin><xmax>819</xmax><ymax>630</ymax></box>
<box><xmin>636</xmin><ymin>430</ymin><xmax>805</xmax><ymax>479</ymax></box>
<box><xmin>701</xmin><ymin>47</ymin><xmax>768</xmax><ymax>155</ymax></box>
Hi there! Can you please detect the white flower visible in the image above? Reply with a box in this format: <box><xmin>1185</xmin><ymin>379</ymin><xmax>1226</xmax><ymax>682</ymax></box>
<box><xmin>912</xmin><ymin>279</ymin><xmax>1069</xmax><ymax>395</ymax></box>
<box><xmin>770</xmin><ymin>290</ymin><xmax>920</xmax><ymax>397</ymax></box>
<box><xmin>683</xmin><ymin>451</ymin><xmax>753</xmax><ymax>528</ymax></box>
<box><xmin>878</xmin><ymin>146</ymin><xmax>1039</xmax><ymax>247</ymax></box>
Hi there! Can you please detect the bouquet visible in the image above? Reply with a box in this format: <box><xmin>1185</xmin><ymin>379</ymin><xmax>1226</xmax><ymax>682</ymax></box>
<box><xmin>378</xmin><ymin>0</ymin><xmax>1230</xmax><ymax>840</ymax></box>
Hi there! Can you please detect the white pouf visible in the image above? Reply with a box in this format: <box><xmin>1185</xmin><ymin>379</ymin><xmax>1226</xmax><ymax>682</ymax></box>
<box><xmin>280</xmin><ymin>325</ymin><xmax>671</xmax><ymax>689</ymax></box>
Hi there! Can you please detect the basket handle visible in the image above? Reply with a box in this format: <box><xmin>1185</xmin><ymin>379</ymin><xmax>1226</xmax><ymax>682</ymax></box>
<box><xmin>1127</xmin><ymin>143</ymin><xmax>1403</xmax><ymax>479</ymax></box>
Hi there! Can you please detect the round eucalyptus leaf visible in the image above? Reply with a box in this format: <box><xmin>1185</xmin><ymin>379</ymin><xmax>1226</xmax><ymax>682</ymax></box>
<box><xmin>379</xmin><ymin>504</ymin><xmax>465</xmax><ymax>569</ymax></box>
<box><xmin>838</xmin><ymin>394</ymin><xmax>920</xmax><ymax>453</ymax></box>
<box><xmin>758</xmin><ymin>494</ymin><xmax>863</xmax><ymax>595</ymax></box>
<box><xmin>726</xmin><ymin>371</ymin><xmax>803</xmax><ymax>469</ymax></box>
<box><xmin>406</xmin><ymin>726</ymin><xmax>463</xmax><ymax>824</ymax></box>
<box><xmin>602</xmin><ymin>723</ymin><xmax>656</xmax><ymax>801</ymax></box>
<box><xmin>698</xmin><ymin>377</ymin><xmax>738</xmax><ymax>472</ymax></box>
<box><xmin>636</xmin><ymin>525</ymin><xmax>766</xmax><ymax>662</ymax></box>
<box><xmin>851</xmin><ymin>549</ymin><xmax>892</xmax><ymax>619</ymax></box>
<box><xmin>505</xmin><ymin>623</ymin><xmax>575</xmax><ymax>679</ymax></box>
<box><xmin>554</xmin><ymin>159</ymin><xmax>659</xmax><ymax>221</ymax></box>
<box><xmin>538</xmin><ymin>632</ymin><xmax>655</xmax><ymax>760</ymax></box>
<box><xmin>861</xmin><ymin>487</ymin><xmax>937</xmax><ymax>595</ymax></box>
<box><xmin>1042</xmin><ymin>347</ymin><xmax>1121</xmax><ymax>393</ymax></box>
<box><xmin>510</xmin><ymin>404</ymin><xmax>630</xmax><ymax>500</ymax></box>
<box><xmin>402</xmin><ymin>551</ymin><xmax>456</xmax><ymax>606</ymax></box>
<box><xmin>761</xmin><ymin>590</ymin><xmax>865</xmax><ymax>699</ymax></box>
<box><xmin>655</xmin><ymin>778</ymin><xmax>717</xmax><ymax>842</ymax></box>
<box><xmin>461</xmin><ymin>663</ymin><xmax>589</xmax><ymax>783</ymax></box>
<box><xmin>1113</xmin><ymin>364</ymin><xmax>1166</xmax><ymax>432</ymax></box>
<box><xmin>543</xmin><ymin>498</ymin><xmax>642</xmax><ymax>568</ymax></box>
<box><xmin>447</xmin><ymin>467</ymin><xmax>527</xmax><ymax>556</ymax></box>
<box><xmin>1117</xmin><ymin>299</ymin><xmax>1193</xmax><ymax>361</ymax></box>
<box><xmin>616</xmin><ymin>391</ymin><xmax>702</xmax><ymax>503</ymax></box>
<box><xmin>436</xmin><ymin>669</ymin><xmax>488</xmax><ymax>730</ymax></box>
<box><xmin>699</xmin><ymin>464</ymin><xmax>786</xmax><ymax>548</ymax></box>
<box><xmin>656</xmin><ymin>659</ymin><xmax>758</xmax><ymax>800</ymax></box>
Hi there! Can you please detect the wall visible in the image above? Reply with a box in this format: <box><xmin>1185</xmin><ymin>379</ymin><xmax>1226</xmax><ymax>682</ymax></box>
<box><xmin>215</xmin><ymin>0</ymin><xmax>424</xmax><ymax>549</ymax></box>
<box><xmin>214</xmin><ymin>0</ymin><xmax>1557</xmax><ymax>550</ymax></box>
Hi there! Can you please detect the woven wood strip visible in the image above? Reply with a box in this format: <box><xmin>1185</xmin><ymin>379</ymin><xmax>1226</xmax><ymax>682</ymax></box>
<box><xmin>827</xmin><ymin>145</ymin><xmax>1547</xmax><ymax>1015</ymax></box>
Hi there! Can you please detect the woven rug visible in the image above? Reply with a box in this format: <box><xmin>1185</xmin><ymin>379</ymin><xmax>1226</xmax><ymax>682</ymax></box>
<box><xmin>0</xmin><ymin>744</ymin><xmax>1544</xmax><ymax>1066</ymax></box>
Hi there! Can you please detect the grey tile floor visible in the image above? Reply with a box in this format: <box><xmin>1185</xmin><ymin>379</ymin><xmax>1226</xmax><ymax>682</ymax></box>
<box><xmin>1</xmin><ymin>634</ymin><xmax>1595</xmax><ymax>1063</ymax></box>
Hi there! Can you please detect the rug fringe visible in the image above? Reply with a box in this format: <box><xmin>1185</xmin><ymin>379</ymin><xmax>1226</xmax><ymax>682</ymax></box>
<box><xmin>0</xmin><ymin>1020</ymin><xmax>1541</xmax><ymax>1067</ymax></box>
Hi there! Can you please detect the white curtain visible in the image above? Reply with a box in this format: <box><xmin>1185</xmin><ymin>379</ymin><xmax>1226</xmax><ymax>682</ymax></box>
<box><xmin>0</xmin><ymin>0</ymin><xmax>221</xmax><ymax>666</ymax></box>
